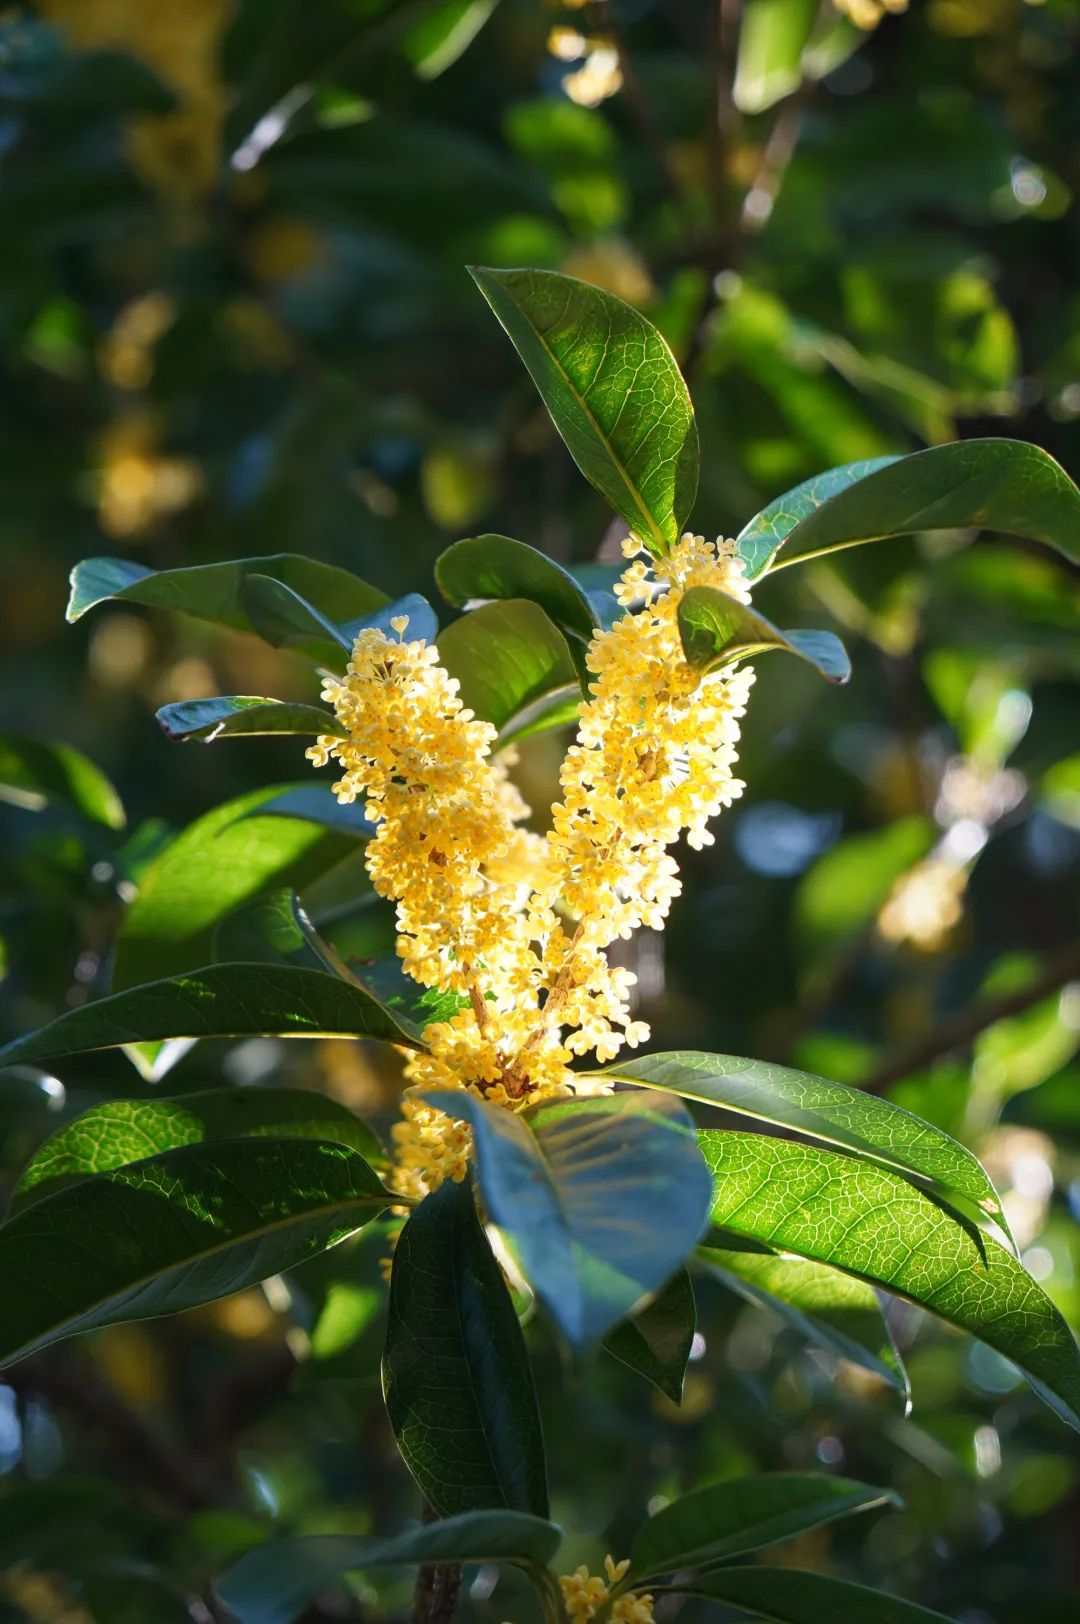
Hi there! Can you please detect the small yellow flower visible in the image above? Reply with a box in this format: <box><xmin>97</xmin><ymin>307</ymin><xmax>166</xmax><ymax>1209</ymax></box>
<box><xmin>833</xmin><ymin>0</ymin><xmax>909</xmax><ymax>27</ymax></box>
<box><xmin>557</xmin><ymin>1557</ymin><xmax>654</xmax><ymax>1623</ymax></box>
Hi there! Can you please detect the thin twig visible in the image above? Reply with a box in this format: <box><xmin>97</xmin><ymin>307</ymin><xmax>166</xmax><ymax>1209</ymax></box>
<box><xmin>861</xmin><ymin>940</ymin><xmax>1080</xmax><ymax>1095</ymax></box>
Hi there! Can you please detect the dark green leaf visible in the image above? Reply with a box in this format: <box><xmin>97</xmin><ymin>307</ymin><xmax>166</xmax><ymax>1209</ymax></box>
<box><xmin>739</xmin><ymin>440</ymin><xmax>1080</xmax><ymax>580</ymax></box>
<box><xmin>604</xmin><ymin>1268</ymin><xmax>696</xmax><ymax>1403</ymax></box>
<box><xmin>12</xmin><ymin>1085</ymin><xmax>386</xmax><ymax>1212</ymax></box>
<box><xmin>436</xmin><ymin>533</ymin><xmax>601</xmax><ymax>642</ymax></box>
<box><xmin>346</xmin><ymin>953</ymin><xmax>468</xmax><ymax>1031</ymax></box>
<box><xmin>735</xmin><ymin>458</ymin><xmax>900</xmax><ymax>581</ymax></box>
<box><xmin>0</xmin><ymin>1138</ymin><xmax>392</xmax><ymax>1366</ymax></box>
<box><xmin>734</xmin><ymin>0</ymin><xmax>818</xmax><ymax>114</ymax></box>
<box><xmin>113</xmin><ymin>787</ymin><xmax>357</xmax><ymax>989</ymax></box>
<box><xmin>436</xmin><ymin>599</ymin><xmax>582</xmax><ymax>738</ymax></box>
<box><xmin>627</xmin><ymin>1472</ymin><xmax>897</xmax><ymax>1583</ymax></box>
<box><xmin>699</xmin><ymin>1244</ymin><xmax>907</xmax><ymax>1396</ymax></box>
<box><xmin>383</xmin><ymin>1177</ymin><xmax>549</xmax><ymax>1517</ymax></box>
<box><xmin>424</xmin><ymin>1090</ymin><xmax>713</xmax><ymax>1347</ymax></box>
<box><xmin>676</xmin><ymin>587</ymin><xmax>851</xmax><ymax>684</ymax></box>
<box><xmin>470</xmin><ymin>266</ymin><xmax>698</xmax><ymax>554</ymax></box>
<box><xmin>0</xmin><ymin>963</ymin><xmax>425</xmax><ymax>1068</ymax></box>
<box><xmin>213</xmin><ymin>890</ymin><xmax>331</xmax><ymax>970</ymax></box>
<box><xmin>669</xmin><ymin>1566</ymin><xmax>957</xmax><ymax>1622</ymax></box>
<box><xmin>248</xmin><ymin>785</ymin><xmax>376</xmax><ymax>839</ymax></box>
<box><xmin>218</xmin><ymin>1509</ymin><xmax>561</xmax><ymax>1624</ymax></box>
<box><xmin>67</xmin><ymin>554</ymin><xmax>387</xmax><ymax>634</ymax></box>
<box><xmin>0</xmin><ymin>733</ymin><xmax>124</xmax><ymax>829</ymax></box>
<box><xmin>241</xmin><ymin>575</ymin><xmax>353</xmax><ymax>664</ymax></box>
<box><xmin>594</xmin><ymin>1050</ymin><xmax>1008</xmax><ymax>1237</ymax></box>
<box><xmin>700</xmin><ymin>1131</ymin><xmax>1080</xmax><ymax>1431</ymax></box>
<box><xmin>156</xmin><ymin>697</ymin><xmax>346</xmax><ymax>744</ymax></box>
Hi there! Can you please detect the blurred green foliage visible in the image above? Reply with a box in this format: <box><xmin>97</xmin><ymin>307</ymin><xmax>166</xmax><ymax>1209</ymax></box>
<box><xmin>1</xmin><ymin>1</ymin><xmax>1079</xmax><ymax>1621</ymax></box>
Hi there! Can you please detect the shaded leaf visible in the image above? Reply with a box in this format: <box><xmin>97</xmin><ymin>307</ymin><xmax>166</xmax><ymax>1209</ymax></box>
<box><xmin>12</xmin><ymin>1084</ymin><xmax>386</xmax><ymax>1212</ymax></box>
<box><xmin>67</xmin><ymin>554</ymin><xmax>386</xmax><ymax>634</ymax></box>
<box><xmin>383</xmin><ymin>1177</ymin><xmax>549</xmax><ymax>1517</ymax></box>
<box><xmin>735</xmin><ymin>458</ymin><xmax>900</xmax><ymax>580</ymax></box>
<box><xmin>0</xmin><ymin>733</ymin><xmax>124</xmax><ymax>829</ymax></box>
<box><xmin>423</xmin><ymin>1090</ymin><xmax>713</xmax><ymax>1347</ymax></box>
<box><xmin>436</xmin><ymin>532</ymin><xmax>600</xmax><ymax>642</ymax></box>
<box><xmin>604</xmin><ymin>1268</ymin><xmax>696</xmax><ymax>1404</ymax></box>
<box><xmin>699</xmin><ymin>1243</ymin><xmax>907</xmax><ymax>1396</ymax></box>
<box><xmin>700</xmin><ymin>1131</ymin><xmax>1080</xmax><ymax>1431</ymax></box>
<box><xmin>248</xmin><ymin>784</ymin><xmax>376</xmax><ymax>839</ymax></box>
<box><xmin>739</xmin><ymin>440</ymin><xmax>1080</xmax><ymax>580</ymax></box>
<box><xmin>218</xmin><ymin>1509</ymin><xmax>560</xmax><ymax>1624</ymax></box>
<box><xmin>436</xmin><ymin>599</ymin><xmax>582</xmax><ymax>738</ymax></box>
<box><xmin>0</xmin><ymin>962</ymin><xmax>425</xmax><ymax>1069</ymax></box>
<box><xmin>471</xmin><ymin>266</ymin><xmax>697</xmax><ymax>554</ymax></box>
<box><xmin>677</xmin><ymin>587</ymin><xmax>851</xmax><ymax>684</ymax></box>
<box><xmin>627</xmin><ymin>1472</ymin><xmax>896</xmax><ymax>1583</ymax></box>
<box><xmin>0</xmin><ymin>1138</ymin><xmax>392</xmax><ymax>1366</ymax></box>
<box><xmin>670</xmin><ymin>1566</ymin><xmax>957</xmax><ymax>1622</ymax></box>
<box><xmin>156</xmin><ymin>696</ymin><xmax>345</xmax><ymax>744</ymax></box>
<box><xmin>594</xmin><ymin>1050</ymin><xmax>1008</xmax><ymax>1237</ymax></box>
<box><xmin>241</xmin><ymin>575</ymin><xmax>353</xmax><ymax>664</ymax></box>
<box><xmin>213</xmin><ymin>890</ymin><xmax>331</xmax><ymax>970</ymax></box>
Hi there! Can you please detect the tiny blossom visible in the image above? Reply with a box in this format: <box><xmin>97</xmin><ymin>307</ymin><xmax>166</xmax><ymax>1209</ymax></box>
<box><xmin>310</xmin><ymin>534</ymin><xmax>756</xmax><ymax>1198</ymax></box>
<box><xmin>558</xmin><ymin>1556</ymin><xmax>655</xmax><ymax>1623</ymax></box>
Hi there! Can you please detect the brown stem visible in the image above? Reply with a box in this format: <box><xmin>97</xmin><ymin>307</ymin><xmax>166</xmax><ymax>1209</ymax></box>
<box><xmin>861</xmin><ymin>941</ymin><xmax>1080</xmax><ymax>1096</ymax></box>
<box><xmin>411</xmin><ymin>1508</ymin><xmax>462</xmax><ymax>1624</ymax></box>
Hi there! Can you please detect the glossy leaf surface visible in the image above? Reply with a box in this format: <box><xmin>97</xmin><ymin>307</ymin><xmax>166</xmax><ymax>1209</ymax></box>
<box><xmin>671</xmin><ymin>1566</ymin><xmax>957</xmax><ymax>1622</ymax></box>
<box><xmin>0</xmin><ymin>1138</ymin><xmax>391</xmax><ymax>1365</ymax></box>
<box><xmin>436</xmin><ymin>598</ymin><xmax>582</xmax><ymax>736</ymax></box>
<box><xmin>700</xmin><ymin>1131</ymin><xmax>1080</xmax><ymax>1430</ymax></box>
<box><xmin>156</xmin><ymin>696</ymin><xmax>345</xmax><ymax>743</ymax></box>
<box><xmin>423</xmin><ymin>1090</ymin><xmax>713</xmax><ymax>1347</ymax></box>
<box><xmin>436</xmin><ymin>532</ymin><xmax>601</xmax><ymax>641</ymax></box>
<box><xmin>471</xmin><ymin>266</ymin><xmax>698</xmax><ymax>554</ymax></box>
<box><xmin>676</xmin><ymin>587</ymin><xmax>851</xmax><ymax>684</ymax></box>
<box><xmin>383</xmin><ymin>1177</ymin><xmax>549</xmax><ymax>1517</ymax></box>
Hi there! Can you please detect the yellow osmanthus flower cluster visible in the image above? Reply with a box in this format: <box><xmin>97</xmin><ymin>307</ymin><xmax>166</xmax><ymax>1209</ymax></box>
<box><xmin>833</xmin><ymin>0</ymin><xmax>909</xmax><ymax>26</ymax></box>
<box><xmin>39</xmin><ymin>0</ymin><xmax>226</xmax><ymax>206</ymax></box>
<box><xmin>559</xmin><ymin>1556</ymin><xmax>654</xmax><ymax>1623</ymax></box>
<box><xmin>878</xmin><ymin>854</ymin><xmax>968</xmax><ymax>951</ymax></box>
<box><xmin>310</xmin><ymin>537</ymin><xmax>754</xmax><ymax>1201</ymax></box>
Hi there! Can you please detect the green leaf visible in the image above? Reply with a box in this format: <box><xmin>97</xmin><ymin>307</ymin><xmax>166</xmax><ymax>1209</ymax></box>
<box><xmin>699</xmin><ymin>1131</ymin><xmax>1080</xmax><ymax>1432</ymax></box>
<box><xmin>734</xmin><ymin>0</ymin><xmax>818</xmax><ymax>114</ymax></box>
<box><xmin>738</xmin><ymin>440</ymin><xmax>1080</xmax><ymax>581</ymax></box>
<box><xmin>735</xmin><ymin>458</ymin><xmax>900</xmax><ymax>581</ymax></box>
<box><xmin>383</xmin><ymin>1177</ymin><xmax>549</xmax><ymax>1517</ymax></box>
<box><xmin>593</xmin><ymin>1050</ymin><xmax>1008</xmax><ymax>1238</ymax></box>
<box><xmin>213</xmin><ymin>890</ymin><xmax>331</xmax><ymax>970</ymax></box>
<box><xmin>0</xmin><ymin>733</ymin><xmax>124</xmax><ymax>829</ymax></box>
<box><xmin>403</xmin><ymin>0</ymin><xmax>500</xmax><ymax>80</ymax></box>
<box><xmin>423</xmin><ymin>1090</ymin><xmax>713</xmax><ymax>1347</ymax></box>
<box><xmin>11</xmin><ymin>1085</ymin><xmax>386</xmax><ymax>1213</ymax></box>
<box><xmin>699</xmin><ymin>1243</ymin><xmax>907</xmax><ymax>1396</ymax></box>
<box><xmin>218</xmin><ymin>1509</ymin><xmax>561</xmax><ymax>1624</ymax></box>
<box><xmin>0</xmin><ymin>1138</ymin><xmax>392</xmax><ymax>1366</ymax></box>
<box><xmin>669</xmin><ymin>1566</ymin><xmax>957</xmax><ymax>1622</ymax></box>
<box><xmin>345</xmin><ymin>953</ymin><xmax>468</xmax><ymax>1032</ymax></box>
<box><xmin>67</xmin><ymin>554</ymin><xmax>387</xmax><ymax>634</ymax></box>
<box><xmin>436</xmin><ymin>533</ymin><xmax>601</xmax><ymax>644</ymax></box>
<box><xmin>470</xmin><ymin>266</ymin><xmax>698</xmax><ymax>555</ymax></box>
<box><xmin>436</xmin><ymin>599</ymin><xmax>582</xmax><ymax>739</ymax></box>
<box><xmin>248</xmin><ymin>784</ymin><xmax>375</xmax><ymax>839</ymax></box>
<box><xmin>603</xmin><ymin>1268</ymin><xmax>696</xmax><ymax>1404</ymax></box>
<box><xmin>241</xmin><ymin>575</ymin><xmax>353</xmax><ymax>665</ymax></box>
<box><xmin>627</xmin><ymin>1472</ymin><xmax>897</xmax><ymax>1583</ymax></box>
<box><xmin>676</xmin><ymin>587</ymin><xmax>851</xmax><ymax>684</ymax></box>
<box><xmin>0</xmin><ymin>963</ymin><xmax>425</xmax><ymax>1069</ymax></box>
<box><xmin>156</xmin><ymin>697</ymin><xmax>346</xmax><ymax>744</ymax></box>
<box><xmin>113</xmin><ymin>787</ymin><xmax>357</xmax><ymax>990</ymax></box>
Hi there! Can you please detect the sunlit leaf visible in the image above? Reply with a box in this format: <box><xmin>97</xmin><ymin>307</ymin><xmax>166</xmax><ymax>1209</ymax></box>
<box><xmin>12</xmin><ymin>1085</ymin><xmax>386</xmax><ymax>1212</ymax></box>
<box><xmin>470</xmin><ymin>266</ymin><xmax>698</xmax><ymax>554</ymax></box>
<box><xmin>677</xmin><ymin>587</ymin><xmax>851</xmax><ymax>684</ymax></box>
<box><xmin>594</xmin><ymin>1050</ymin><xmax>1008</xmax><ymax>1237</ymax></box>
<box><xmin>734</xmin><ymin>0</ymin><xmax>818</xmax><ymax>114</ymax></box>
<box><xmin>436</xmin><ymin>533</ymin><xmax>601</xmax><ymax>642</ymax></box>
<box><xmin>700</xmin><ymin>1131</ymin><xmax>1080</xmax><ymax>1431</ymax></box>
<box><xmin>156</xmin><ymin>697</ymin><xmax>345</xmax><ymax>743</ymax></box>
<box><xmin>436</xmin><ymin>599</ymin><xmax>582</xmax><ymax>738</ymax></box>
<box><xmin>0</xmin><ymin>1138</ymin><xmax>392</xmax><ymax>1366</ymax></box>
